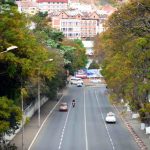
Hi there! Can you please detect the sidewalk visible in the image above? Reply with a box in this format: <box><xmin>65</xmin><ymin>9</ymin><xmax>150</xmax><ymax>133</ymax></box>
<box><xmin>114</xmin><ymin>105</ymin><xmax>150</xmax><ymax>150</ymax></box>
<box><xmin>11</xmin><ymin>96</ymin><xmax>63</xmax><ymax>150</ymax></box>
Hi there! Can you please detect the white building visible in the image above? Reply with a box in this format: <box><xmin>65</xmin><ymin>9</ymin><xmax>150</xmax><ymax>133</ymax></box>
<box><xmin>16</xmin><ymin>0</ymin><xmax>38</xmax><ymax>15</ymax></box>
<box><xmin>37</xmin><ymin>0</ymin><xmax>68</xmax><ymax>13</ymax></box>
<box><xmin>82</xmin><ymin>41</ymin><xmax>94</xmax><ymax>56</ymax></box>
<box><xmin>16</xmin><ymin>0</ymin><xmax>69</xmax><ymax>14</ymax></box>
<box><xmin>69</xmin><ymin>3</ymin><xmax>94</xmax><ymax>12</ymax></box>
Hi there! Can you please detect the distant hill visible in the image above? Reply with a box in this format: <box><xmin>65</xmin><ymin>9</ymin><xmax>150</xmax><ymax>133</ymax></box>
<box><xmin>100</xmin><ymin>0</ymin><xmax>123</xmax><ymax>6</ymax></box>
<box><xmin>80</xmin><ymin>0</ymin><xmax>119</xmax><ymax>7</ymax></box>
<box><xmin>99</xmin><ymin>0</ymin><xmax>111</xmax><ymax>5</ymax></box>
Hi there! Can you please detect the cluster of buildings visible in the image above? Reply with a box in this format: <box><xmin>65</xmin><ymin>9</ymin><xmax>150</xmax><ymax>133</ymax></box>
<box><xmin>50</xmin><ymin>10</ymin><xmax>107</xmax><ymax>40</ymax></box>
<box><xmin>15</xmin><ymin>0</ymin><xmax>116</xmax><ymax>40</ymax></box>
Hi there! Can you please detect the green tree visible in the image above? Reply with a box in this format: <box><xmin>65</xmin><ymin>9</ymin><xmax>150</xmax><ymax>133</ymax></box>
<box><xmin>89</xmin><ymin>60</ymin><xmax>100</xmax><ymax>69</ymax></box>
<box><xmin>31</xmin><ymin>13</ymin><xmax>64</xmax><ymax>49</ymax></box>
<box><xmin>30</xmin><ymin>13</ymin><xmax>67</xmax><ymax>99</ymax></box>
<box><xmin>0</xmin><ymin>4</ymin><xmax>61</xmax><ymax>104</ymax></box>
<box><xmin>62</xmin><ymin>39</ymin><xmax>88</xmax><ymax>74</ymax></box>
<box><xmin>0</xmin><ymin>96</ymin><xmax>21</xmax><ymax>141</ymax></box>
<box><xmin>95</xmin><ymin>0</ymin><xmax>150</xmax><ymax>121</ymax></box>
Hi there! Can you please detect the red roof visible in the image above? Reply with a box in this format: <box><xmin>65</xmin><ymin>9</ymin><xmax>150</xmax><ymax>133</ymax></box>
<box><xmin>37</xmin><ymin>0</ymin><xmax>68</xmax><ymax>2</ymax></box>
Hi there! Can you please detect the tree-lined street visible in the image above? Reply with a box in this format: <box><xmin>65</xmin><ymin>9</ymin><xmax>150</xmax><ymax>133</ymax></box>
<box><xmin>29</xmin><ymin>84</ymin><xmax>139</xmax><ymax>150</ymax></box>
<box><xmin>0</xmin><ymin>0</ymin><xmax>149</xmax><ymax>149</ymax></box>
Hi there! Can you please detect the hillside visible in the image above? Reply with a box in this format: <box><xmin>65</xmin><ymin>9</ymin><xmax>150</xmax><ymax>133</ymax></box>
<box><xmin>80</xmin><ymin>0</ymin><xmax>119</xmax><ymax>7</ymax></box>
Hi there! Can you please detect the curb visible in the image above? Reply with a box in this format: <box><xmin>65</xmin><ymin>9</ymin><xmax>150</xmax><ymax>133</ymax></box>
<box><xmin>113</xmin><ymin>105</ymin><xmax>148</xmax><ymax>150</ymax></box>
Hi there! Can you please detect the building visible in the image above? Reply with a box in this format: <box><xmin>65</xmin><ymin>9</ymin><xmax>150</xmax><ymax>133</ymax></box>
<box><xmin>16</xmin><ymin>0</ymin><xmax>38</xmax><ymax>15</ymax></box>
<box><xmin>15</xmin><ymin>1</ymin><xmax>116</xmax><ymax>38</ymax></box>
<box><xmin>50</xmin><ymin>10</ymin><xmax>107</xmax><ymax>39</ymax></box>
<box><xmin>16</xmin><ymin>0</ymin><xmax>69</xmax><ymax>14</ymax></box>
<box><xmin>82</xmin><ymin>41</ymin><xmax>94</xmax><ymax>56</ymax></box>
<box><xmin>69</xmin><ymin>3</ymin><xmax>94</xmax><ymax>12</ymax></box>
<box><xmin>37</xmin><ymin>0</ymin><xmax>68</xmax><ymax>13</ymax></box>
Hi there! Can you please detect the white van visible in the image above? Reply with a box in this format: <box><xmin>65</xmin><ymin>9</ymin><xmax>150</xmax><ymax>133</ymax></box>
<box><xmin>70</xmin><ymin>77</ymin><xmax>83</xmax><ymax>85</ymax></box>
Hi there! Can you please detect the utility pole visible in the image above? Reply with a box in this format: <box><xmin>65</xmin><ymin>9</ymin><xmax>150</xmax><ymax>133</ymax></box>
<box><xmin>38</xmin><ymin>69</ymin><xmax>41</xmax><ymax>127</ymax></box>
<box><xmin>37</xmin><ymin>59</ymin><xmax>53</xmax><ymax>127</ymax></box>
<box><xmin>21</xmin><ymin>80</ymin><xmax>24</xmax><ymax>150</ymax></box>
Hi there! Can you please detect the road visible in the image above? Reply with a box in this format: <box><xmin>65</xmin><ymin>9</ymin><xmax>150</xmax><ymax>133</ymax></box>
<box><xmin>29</xmin><ymin>84</ymin><xmax>139</xmax><ymax>150</ymax></box>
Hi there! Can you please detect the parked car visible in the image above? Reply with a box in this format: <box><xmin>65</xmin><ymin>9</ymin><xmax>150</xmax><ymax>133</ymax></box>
<box><xmin>105</xmin><ymin>112</ymin><xmax>116</xmax><ymax>123</ymax></box>
<box><xmin>70</xmin><ymin>77</ymin><xmax>83</xmax><ymax>85</ymax></box>
<box><xmin>59</xmin><ymin>102</ymin><xmax>68</xmax><ymax>111</ymax></box>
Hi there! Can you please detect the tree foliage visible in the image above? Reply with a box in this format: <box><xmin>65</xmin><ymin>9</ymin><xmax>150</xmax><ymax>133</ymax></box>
<box><xmin>0</xmin><ymin>4</ymin><xmax>63</xmax><ymax>137</ymax></box>
<box><xmin>0</xmin><ymin>96</ymin><xmax>21</xmax><ymax>136</ymax></box>
<box><xmin>95</xmin><ymin>0</ymin><xmax>150</xmax><ymax>122</ymax></box>
<box><xmin>0</xmin><ymin>5</ymin><xmax>63</xmax><ymax>102</ymax></box>
<box><xmin>31</xmin><ymin>12</ymin><xmax>64</xmax><ymax>48</ymax></box>
<box><xmin>62</xmin><ymin>39</ymin><xmax>88</xmax><ymax>74</ymax></box>
<box><xmin>31</xmin><ymin>13</ymin><xmax>87</xmax><ymax>75</ymax></box>
<box><xmin>89</xmin><ymin>60</ymin><xmax>100</xmax><ymax>69</ymax></box>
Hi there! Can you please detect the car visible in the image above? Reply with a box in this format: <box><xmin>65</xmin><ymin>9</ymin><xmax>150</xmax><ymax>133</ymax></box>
<box><xmin>77</xmin><ymin>83</ymin><xmax>83</xmax><ymax>87</ymax></box>
<box><xmin>76</xmin><ymin>74</ymin><xmax>87</xmax><ymax>79</ymax></box>
<box><xmin>59</xmin><ymin>102</ymin><xmax>68</xmax><ymax>111</ymax></box>
<box><xmin>70</xmin><ymin>77</ymin><xmax>83</xmax><ymax>85</ymax></box>
<box><xmin>91</xmin><ymin>79</ymin><xmax>101</xmax><ymax>83</ymax></box>
<box><xmin>105</xmin><ymin>112</ymin><xmax>116</xmax><ymax>123</ymax></box>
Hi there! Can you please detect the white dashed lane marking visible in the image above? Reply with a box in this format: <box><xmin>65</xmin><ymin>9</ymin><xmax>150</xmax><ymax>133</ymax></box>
<box><xmin>58</xmin><ymin>104</ymin><xmax>71</xmax><ymax>150</ymax></box>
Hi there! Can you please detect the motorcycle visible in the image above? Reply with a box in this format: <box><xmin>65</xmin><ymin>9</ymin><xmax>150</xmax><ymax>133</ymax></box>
<box><xmin>72</xmin><ymin>101</ymin><xmax>76</xmax><ymax>107</ymax></box>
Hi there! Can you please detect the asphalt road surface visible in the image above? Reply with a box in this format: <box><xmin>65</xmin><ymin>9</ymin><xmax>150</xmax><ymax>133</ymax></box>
<box><xmin>30</xmin><ymin>84</ymin><xmax>139</xmax><ymax>150</ymax></box>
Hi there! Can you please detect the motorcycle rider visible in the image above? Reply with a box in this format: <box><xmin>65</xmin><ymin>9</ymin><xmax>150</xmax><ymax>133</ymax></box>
<box><xmin>72</xmin><ymin>99</ymin><xmax>76</xmax><ymax>107</ymax></box>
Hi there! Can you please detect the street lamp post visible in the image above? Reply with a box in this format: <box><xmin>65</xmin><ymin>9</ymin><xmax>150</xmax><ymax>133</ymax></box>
<box><xmin>37</xmin><ymin>69</ymin><xmax>41</xmax><ymax>127</ymax></box>
<box><xmin>38</xmin><ymin>58</ymin><xmax>53</xmax><ymax>127</ymax></box>
<box><xmin>0</xmin><ymin>46</ymin><xmax>18</xmax><ymax>75</ymax></box>
<box><xmin>0</xmin><ymin>46</ymin><xmax>18</xmax><ymax>54</ymax></box>
<box><xmin>21</xmin><ymin>82</ymin><xmax>24</xmax><ymax>150</ymax></box>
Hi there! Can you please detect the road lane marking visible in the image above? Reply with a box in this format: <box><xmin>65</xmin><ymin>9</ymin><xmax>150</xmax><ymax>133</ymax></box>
<box><xmin>58</xmin><ymin>104</ymin><xmax>72</xmax><ymax>150</ymax></box>
<box><xmin>95</xmin><ymin>91</ymin><xmax>115</xmax><ymax>150</ymax></box>
<box><xmin>84</xmin><ymin>89</ymin><xmax>89</xmax><ymax>150</ymax></box>
<box><xmin>28</xmin><ymin>95</ymin><xmax>64</xmax><ymax>150</ymax></box>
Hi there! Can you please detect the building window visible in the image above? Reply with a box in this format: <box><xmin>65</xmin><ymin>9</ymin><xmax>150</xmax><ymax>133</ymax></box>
<box><xmin>61</xmin><ymin>28</ymin><xmax>66</xmax><ymax>31</ymax></box>
<box><xmin>61</xmin><ymin>22</ymin><xmax>66</xmax><ymax>26</ymax></box>
<box><xmin>68</xmin><ymin>28</ymin><xmax>73</xmax><ymax>31</ymax></box>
